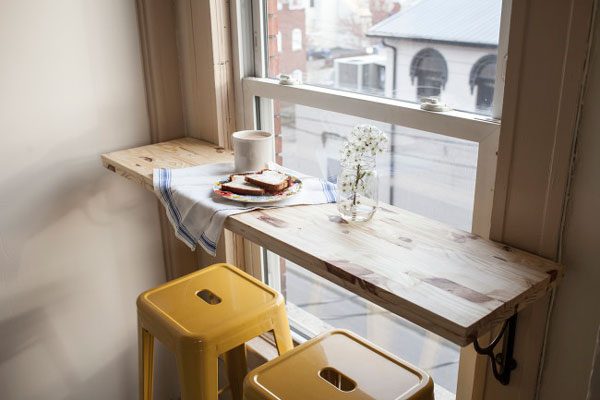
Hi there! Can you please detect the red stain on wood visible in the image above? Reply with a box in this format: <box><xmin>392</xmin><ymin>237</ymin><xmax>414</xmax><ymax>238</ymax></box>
<box><xmin>423</xmin><ymin>277</ymin><xmax>494</xmax><ymax>303</ymax></box>
<box><xmin>546</xmin><ymin>269</ymin><xmax>558</xmax><ymax>282</ymax></box>
<box><xmin>325</xmin><ymin>260</ymin><xmax>381</xmax><ymax>295</ymax></box>
<box><xmin>257</xmin><ymin>213</ymin><xmax>288</xmax><ymax>228</ymax></box>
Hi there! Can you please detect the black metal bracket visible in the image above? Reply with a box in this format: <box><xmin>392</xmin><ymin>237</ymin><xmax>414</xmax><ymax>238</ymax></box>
<box><xmin>473</xmin><ymin>314</ymin><xmax>518</xmax><ymax>385</ymax></box>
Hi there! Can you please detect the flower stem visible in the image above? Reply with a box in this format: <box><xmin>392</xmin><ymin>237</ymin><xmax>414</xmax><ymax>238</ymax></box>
<box><xmin>352</xmin><ymin>164</ymin><xmax>361</xmax><ymax>206</ymax></box>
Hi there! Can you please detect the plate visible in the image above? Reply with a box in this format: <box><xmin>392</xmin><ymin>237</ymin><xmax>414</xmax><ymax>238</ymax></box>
<box><xmin>213</xmin><ymin>174</ymin><xmax>302</xmax><ymax>203</ymax></box>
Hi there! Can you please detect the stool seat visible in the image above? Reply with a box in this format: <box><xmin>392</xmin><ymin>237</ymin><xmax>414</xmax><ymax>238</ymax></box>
<box><xmin>137</xmin><ymin>263</ymin><xmax>293</xmax><ymax>400</ymax></box>
<box><xmin>138</xmin><ymin>263</ymin><xmax>279</xmax><ymax>344</ymax></box>
<box><xmin>244</xmin><ymin>329</ymin><xmax>434</xmax><ymax>400</ymax></box>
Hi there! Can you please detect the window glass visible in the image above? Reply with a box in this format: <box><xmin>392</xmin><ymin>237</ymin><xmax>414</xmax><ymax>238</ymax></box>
<box><xmin>266</xmin><ymin>0</ymin><xmax>502</xmax><ymax>115</ymax></box>
<box><xmin>270</xmin><ymin>100</ymin><xmax>478</xmax><ymax>231</ymax></box>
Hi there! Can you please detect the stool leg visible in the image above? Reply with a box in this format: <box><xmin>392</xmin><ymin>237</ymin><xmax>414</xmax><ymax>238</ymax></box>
<box><xmin>138</xmin><ymin>325</ymin><xmax>154</xmax><ymax>400</ymax></box>
<box><xmin>224</xmin><ymin>344</ymin><xmax>247</xmax><ymax>400</ymax></box>
<box><xmin>176</xmin><ymin>349</ymin><xmax>219</xmax><ymax>400</ymax></box>
<box><xmin>272</xmin><ymin>315</ymin><xmax>294</xmax><ymax>355</ymax></box>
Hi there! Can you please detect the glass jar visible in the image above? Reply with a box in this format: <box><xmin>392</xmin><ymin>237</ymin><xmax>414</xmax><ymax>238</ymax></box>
<box><xmin>336</xmin><ymin>157</ymin><xmax>379</xmax><ymax>222</ymax></box>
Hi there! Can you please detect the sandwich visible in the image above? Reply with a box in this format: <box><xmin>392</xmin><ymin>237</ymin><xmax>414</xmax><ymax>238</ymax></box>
<box><xmin>221</xmin><ymin>175</ymin><xmax>265</xmax><ymax>195</ymax></box>
<box><xmin>245</xmin><ymin>170</ymin><xmax>290</xmax><ymax>192</ymax></box>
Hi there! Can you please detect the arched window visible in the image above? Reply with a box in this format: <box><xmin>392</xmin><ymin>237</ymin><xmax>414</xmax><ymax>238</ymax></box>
<box><xmin>409</xmin><ymin>48</ymin><xmax>448</xmax><ymax>99</ymax></box>
<box><xmin>292</xmin><ymin>28</ymin><xmax>302</xmax><ymax>51</ymax></box>
<box><xmin>470</xmin><ymin>54</ymin><xmax>497</xmax><ymax>111</ymax></box>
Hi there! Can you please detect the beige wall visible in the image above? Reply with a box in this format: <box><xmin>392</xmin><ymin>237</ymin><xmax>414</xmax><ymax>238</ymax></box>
<box><xmin>538</xmin><ymin>7</ymin><xmax>600</xmax><ymax>400</ymax></box>
<box><xmin>0</xmin><ymin>1</ymin><xmax>176</xmax><ymax>398</ymax></box>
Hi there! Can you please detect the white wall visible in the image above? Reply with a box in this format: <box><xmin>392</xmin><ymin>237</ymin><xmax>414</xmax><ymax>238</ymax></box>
<box><xmin>538</xmin><ymin>9</ymin><xmax>600</xmax><ymax>400</ymax></box>
<box><xmin>0</xmin><ymin>1</ymin><xmax>175</xmax><ymax>399</ymax></box>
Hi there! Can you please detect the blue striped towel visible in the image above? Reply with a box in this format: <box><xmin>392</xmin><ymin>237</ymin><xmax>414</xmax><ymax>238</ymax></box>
<box><xmin>154</xmin><ymin>162</ymin><xmax>336</xmax><ymax>256</ymax></box>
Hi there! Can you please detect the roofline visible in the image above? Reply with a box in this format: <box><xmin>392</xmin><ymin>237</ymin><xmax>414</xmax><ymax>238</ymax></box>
<box><xmin>366</xmin><ymin>33</ymin><xmax>498</xmax><ymax>49</ymax></box>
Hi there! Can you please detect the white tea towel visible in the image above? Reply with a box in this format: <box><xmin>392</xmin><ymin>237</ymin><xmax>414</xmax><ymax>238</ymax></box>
<box><xmin>153</xmin><ymin>162</ymin><xmax>336</xmax><ymax>256</ymax></box>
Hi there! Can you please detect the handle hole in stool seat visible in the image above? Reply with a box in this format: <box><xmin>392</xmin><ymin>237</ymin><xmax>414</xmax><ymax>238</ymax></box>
<box><xmin>319</xmin><ymin>367</ymin><xmax>357</xmax><ymax>392</ymax></box>
<box><xmin>196</xmin><ymin>289</ymin><xmax>222</xmax><ymax>305</ymax></box>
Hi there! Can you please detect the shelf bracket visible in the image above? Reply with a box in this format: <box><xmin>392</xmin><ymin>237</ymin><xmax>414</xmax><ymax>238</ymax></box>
<box><xmin>473</xmin><ymin>314</ymin><xmax>518</xmax><ymax>385</ymax></box>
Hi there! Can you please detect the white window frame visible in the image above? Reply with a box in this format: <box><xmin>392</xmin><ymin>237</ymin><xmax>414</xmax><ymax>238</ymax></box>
<box><xmin>231</xmin><ymin>0</ymin><xmax>512</xmax><ymax>397</ymax></box>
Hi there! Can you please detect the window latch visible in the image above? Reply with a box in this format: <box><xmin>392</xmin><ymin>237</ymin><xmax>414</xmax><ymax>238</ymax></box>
<box><xmin>420</xmin><ymin>97</ymin><xmax>452</xmax><ymax>112</ymax></box>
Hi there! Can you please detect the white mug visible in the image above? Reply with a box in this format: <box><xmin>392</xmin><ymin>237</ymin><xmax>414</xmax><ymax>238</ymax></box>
<box><xmin>232</xmin><ymin>130</ymin><xmax>274</xmax><ymax>172</ymax></box>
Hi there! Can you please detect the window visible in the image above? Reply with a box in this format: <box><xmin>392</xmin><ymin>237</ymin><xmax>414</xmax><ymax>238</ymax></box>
<box><xmin>292</xmin><ymin>28</ymin><xmax>302</xmax><ymax>51</ymax></box>
<box><xmin>410</xmin><ymin>48</ymin><xmax>448</xmax><ymax>100</ymax></box>
<box><xmin>235</xmin><ymin>0</ymin><xmax>508</xmax><ymax>396</ymax></box>
<box><xmin>336</xmin><ymin>61</ymin><xmax>359</xmax><ymax>90</ymax></box>
<box><xmin>470</xmin><ymin>54</ymin><xmax>497</xmax><ymax>111</ymax></box>
<box><xmin>362</xmin><ymin>63</ymin><xmax>386</xmax><ymax>93</ymax></box>
<box><xmin>276</xmin><ymin>31</ymin><xmax>282</xmax><ymax>53</ymax></box>
<box><xmin>334</xmin><ymin>57</ymin><xmax>387</xmax><ymax>96</ymax></box>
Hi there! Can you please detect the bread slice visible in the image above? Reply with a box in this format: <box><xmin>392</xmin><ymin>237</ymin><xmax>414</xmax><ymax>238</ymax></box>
<box><xmin>245</xmin><ymin>170</ymin><xmax>290</xmax><ymax>192</ymax></box>
<box><xmin>221</xmin><ymin>175</ymin><xmax>265</xmax><ymax>195</ymax></box>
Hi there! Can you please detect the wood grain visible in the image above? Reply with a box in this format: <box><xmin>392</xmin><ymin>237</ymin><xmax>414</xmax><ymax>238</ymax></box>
<box><xmin>101</xmin><ymin>138</ymin><xmax>564</xmax><ymax>346</ymax></box>
<box><xmin>101</xmin><ymin>137</ymin><xmax>233</xmax><ymax>191</ymax></box>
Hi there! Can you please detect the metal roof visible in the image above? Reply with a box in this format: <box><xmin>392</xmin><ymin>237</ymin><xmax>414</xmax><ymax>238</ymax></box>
<box><xmin>367</xmin><ymin>0</ymin><xmax>501</xmax><ymax>47</ymax></box>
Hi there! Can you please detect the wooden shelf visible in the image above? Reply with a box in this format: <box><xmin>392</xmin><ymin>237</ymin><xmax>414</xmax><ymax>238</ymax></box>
<box><xmin>102</xmin><ymin>138</ymin><xmax>563</xmax><ymax>346</ymax></box>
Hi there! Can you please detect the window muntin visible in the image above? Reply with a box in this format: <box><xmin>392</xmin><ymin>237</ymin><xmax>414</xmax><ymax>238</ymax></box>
<box><xmin>266</xmin><ymin>0</ymin><xmax>503</xmax><ymax>116</ymax></box>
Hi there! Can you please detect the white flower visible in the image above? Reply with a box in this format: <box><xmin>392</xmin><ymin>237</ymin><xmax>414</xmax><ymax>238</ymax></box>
<box><xmin>337</xmin><ymin>124</ymin><xmax>387</xmax><ymax>207</ymax></box>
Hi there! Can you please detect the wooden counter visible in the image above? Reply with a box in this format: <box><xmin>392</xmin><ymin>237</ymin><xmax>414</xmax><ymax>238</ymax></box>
<box><xmin>102</xmin><ymin>138</ymin><xmax>563</xmax><ymax>346</ymax></box>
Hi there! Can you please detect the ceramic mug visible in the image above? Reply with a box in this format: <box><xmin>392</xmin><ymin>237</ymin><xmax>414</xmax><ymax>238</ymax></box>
<box><xmin>232</xmin><ymin>130</ymin><xmax>274</xmax><ymax>172</ymax></box>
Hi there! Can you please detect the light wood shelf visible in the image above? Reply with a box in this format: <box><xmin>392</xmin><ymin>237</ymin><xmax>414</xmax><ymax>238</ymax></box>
<box><xmin>101</xmin><ymin>138</ymin><xmax>563</xmax><ymax>346</ymax></box>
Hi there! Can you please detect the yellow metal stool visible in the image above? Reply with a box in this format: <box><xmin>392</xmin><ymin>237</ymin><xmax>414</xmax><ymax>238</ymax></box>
<box><xmin>137</xmin><ymin>263</ymin><xmax>293</xmax><ymax>400</ymax></box>
<box><xmin>244</xmin><ymin>329</ymin><xmax>434</xmax><ymax>400</ymax></box>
